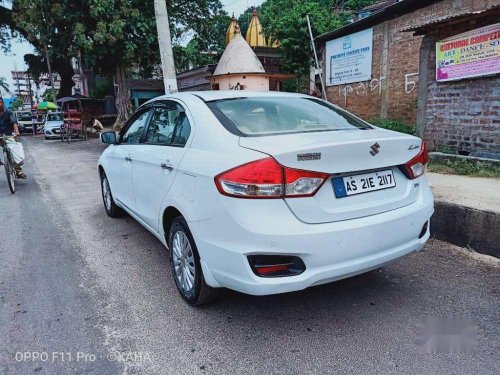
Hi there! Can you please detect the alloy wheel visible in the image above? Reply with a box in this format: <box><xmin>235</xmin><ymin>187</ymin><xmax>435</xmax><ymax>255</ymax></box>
<box><xmin>171</xmin><ymin>231</ymin><xmax>196</xmax><ymax>294</ymax></box>
<box><xmin>102</xmin><ymin>177</ymin><xmax>112</xmax><ymax>211</ymax></box>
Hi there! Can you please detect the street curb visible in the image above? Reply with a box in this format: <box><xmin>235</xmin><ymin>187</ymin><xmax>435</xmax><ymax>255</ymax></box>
<box><xmin>431</xmin><ymin>200</ymin><xmax>500</xmax><ymax>258</ymax></box>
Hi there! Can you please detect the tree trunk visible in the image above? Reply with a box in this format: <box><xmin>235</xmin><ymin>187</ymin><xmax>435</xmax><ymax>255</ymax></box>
<box><xmin>53</xmin><ymin>59</ymin><xmax>75</xmax><ymax>98</ymax></box>
<box><xmin>113</xmin><ymin>64</ymin><xmax>130</xmax><ymax>131</ymax></box>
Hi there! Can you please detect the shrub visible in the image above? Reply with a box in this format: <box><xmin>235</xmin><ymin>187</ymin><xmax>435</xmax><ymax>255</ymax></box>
<box><xmin>369</xmin><ymin>118</ymin><xmax>416</xmax><ymax>135</ymax></box>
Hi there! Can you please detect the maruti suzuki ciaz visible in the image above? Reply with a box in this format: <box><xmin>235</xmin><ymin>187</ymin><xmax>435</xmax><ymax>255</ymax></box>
<box><xmin>98</xmin><ymin>91</ymin><xmax>434</xmax><ymax>305</ymax></box>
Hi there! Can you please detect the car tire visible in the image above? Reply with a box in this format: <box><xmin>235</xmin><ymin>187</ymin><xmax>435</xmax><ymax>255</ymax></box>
<box><xmin>100</xmin><ymin>171</ymin><xmax>124</xmax><ymax>218</ymax></box>
<box><xmin>168</xmin><ymin>216</ymin><xmax>219</xmax><ymax>306</ymax></box>
<box><xmin>44</xmin><ymin>136</ymin><xmax>48</xmax><ymax>140</ymax></box>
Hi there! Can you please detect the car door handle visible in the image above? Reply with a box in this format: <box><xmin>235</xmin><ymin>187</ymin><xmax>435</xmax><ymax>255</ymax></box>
<box><xmin>125</xmin><ymin>156</ymin><xmax>133</xmax><ymax>162</ymax></box>
<box><xmin>161</xmin><ymin>162</ymin><xmax>174</xmax><ymax>170</ymax></box>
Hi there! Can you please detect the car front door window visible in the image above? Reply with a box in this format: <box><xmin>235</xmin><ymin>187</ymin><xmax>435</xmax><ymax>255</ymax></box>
<box><xmin>145</xmin><ymin>107</ymin><xmax>176</xmax><ymax>145</ymax></box>
<box><xmin>145</xmin><ymin>105</ymin><xmax>191</xmax><ymax>147</ymax></box>
<box><xmin>171</xmin><ymin>114</ymin><xmax>191</xmax><ymax>147</ymax></box>
<box><xmin>121</xmin><ymin>110</ymin><xmax>150</xmax><ymax>144</ymax></box>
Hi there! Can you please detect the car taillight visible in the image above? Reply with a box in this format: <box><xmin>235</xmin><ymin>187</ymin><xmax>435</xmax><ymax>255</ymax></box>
<box><xmin>215</xmin><ymin>157</ymin><xmax>329</xmax><ymax>198</ymax></box>
<box><xmin>401</xmin><ymin>142</ymin><xmax>429</xmax><ymax>179</ymax></box>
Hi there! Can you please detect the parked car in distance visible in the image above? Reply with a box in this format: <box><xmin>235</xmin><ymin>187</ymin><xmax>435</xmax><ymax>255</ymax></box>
<box><xmin>43</xmin><ymin>112</ymin><xmax>63</xmax><ymax>140</ymax></box>
<box><xmin>15</xmin><ymin>110</ymin><xmax>32</xmax><ymax>133</ymax></box>
<box><xmin>98</xmin><ymin>91</ymin><xmax>434</xmax><ymax>305</ymax></box>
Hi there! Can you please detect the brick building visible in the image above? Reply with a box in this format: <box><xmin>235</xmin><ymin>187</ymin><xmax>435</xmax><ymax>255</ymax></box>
<box><xmin>316</xmin><ymin>0</ymin><xmax>499</xmax><ymax>155</ymax></box>
<box><xmin>406</xmin><ymin>6</ymin><xmax>499</xmax><ymax>156</ymax></box>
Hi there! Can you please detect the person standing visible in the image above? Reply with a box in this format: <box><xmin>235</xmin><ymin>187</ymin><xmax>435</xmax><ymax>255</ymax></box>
<box><xmin>32</xmin><ymin>111</ymin><xmax>37</xmax><ymax>135</ymax></box>
<box><xmin>0</xmin><ymin>97</ymin><xmax>27</xmax><ymax>179</ymax></box>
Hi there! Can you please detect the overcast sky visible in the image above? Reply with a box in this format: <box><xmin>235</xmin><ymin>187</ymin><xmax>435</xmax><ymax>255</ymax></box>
<box><xmin>0</xmin><ymin>0</ymin><xmax>264</xmax><ymax>94</ymax></box>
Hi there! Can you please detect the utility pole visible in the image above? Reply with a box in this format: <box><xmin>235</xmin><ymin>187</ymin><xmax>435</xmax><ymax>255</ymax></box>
<box><xmin>306</xmin><ymin>15</ymin><xmax>327</xmax><ymax>100</ymax></box>
<box><xmin>78</xmin><ymin>50</ymin><xmax>87</xmax><ymax>96</ymax></box>
<box><xmin>27</xmin><ymin>72</ymin><xmax>33</xmax><ymax>110</ymax></box>
<box><xmin>43</xmin><ymin>41</ymin><xmax>56</xmax><ymax>93</ymax></box>
<box><xmin>154</xmin><ymin>0</ymin><xmax>178</xmax><ymax>94</ymax></box>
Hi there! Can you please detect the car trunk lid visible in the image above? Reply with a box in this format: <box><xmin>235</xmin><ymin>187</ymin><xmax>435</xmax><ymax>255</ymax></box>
<box><xmin>239</xmin><ymin>129</ymin><xmax>423</xmax><ymax>223</ymax></box>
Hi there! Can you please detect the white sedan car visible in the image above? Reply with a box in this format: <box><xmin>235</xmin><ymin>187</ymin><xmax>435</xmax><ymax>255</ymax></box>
<box><xmin>98</xmin><ymin>91</ymin><xmax>433</xmax><ymax>305</ymax></box>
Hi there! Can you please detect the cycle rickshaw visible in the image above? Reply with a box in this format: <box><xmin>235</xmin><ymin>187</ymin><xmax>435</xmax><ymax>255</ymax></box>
<box><xmin>57</xmin><ymin>95</ymin><xmax>104</xmax><ymax>143</ymax></box>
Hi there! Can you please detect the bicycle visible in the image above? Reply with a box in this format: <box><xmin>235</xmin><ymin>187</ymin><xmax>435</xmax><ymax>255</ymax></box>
<box><xmin>0</xmin><ymin>135</ymin><xmax>17</xmax><ymax>194</ymax></box>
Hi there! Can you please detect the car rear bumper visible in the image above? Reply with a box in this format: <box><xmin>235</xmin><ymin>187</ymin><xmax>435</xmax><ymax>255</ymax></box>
<box><xmin>18</xmin><ymin>124</ymin><xmax>33</xmax><ymax>133</ymax></box>
<box><xmin>191</xmin><ymin>183</ymin><xmax>434</xmax><ymax>296</ymax></box>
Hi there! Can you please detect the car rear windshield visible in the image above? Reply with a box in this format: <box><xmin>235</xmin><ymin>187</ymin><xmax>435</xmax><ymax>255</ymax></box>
<box><xmin>47</xmin><ymin>113</ymin><xmax>63</xmax><ymax>121</ymax></box>
<box><xmin>208</xmin><ymin>97</ymin><xmax>371</xmax><ymax>136</ymax></box>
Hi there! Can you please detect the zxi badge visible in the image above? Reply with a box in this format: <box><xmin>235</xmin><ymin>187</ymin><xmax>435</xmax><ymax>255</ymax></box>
<box><xmin>369</xmin><ymin>143</ymin><xmax>380</xmax><ymax>156</ymax></box>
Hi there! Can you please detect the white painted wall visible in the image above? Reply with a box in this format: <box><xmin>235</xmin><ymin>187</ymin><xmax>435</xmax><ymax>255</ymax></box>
<box><xmin>212</xmin><ymin>74</ymin><xmax>269</xmax><ymax>91</ymax></box>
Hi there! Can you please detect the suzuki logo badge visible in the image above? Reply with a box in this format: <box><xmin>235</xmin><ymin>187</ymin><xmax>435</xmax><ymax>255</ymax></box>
<box><xmin>369</xmin><ymin>143</ymin><xmax>380</xmax><ymax>156</ymax></box>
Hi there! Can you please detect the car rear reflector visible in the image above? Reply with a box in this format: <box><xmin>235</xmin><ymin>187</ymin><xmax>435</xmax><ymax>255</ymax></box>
<box><xmin>400</xmin><ymin>142</ymin><xmax>429</xmax><ymax>179</ymax></box>
<box><xmin>254</xmin><ymin>265</ymin><xmax>290</xmax><ymax>275</ymax></box>
<box><xmin>215</xmin><ymin>157</ymin><xmax>329</xmax><ymax>198</ymax></box>
<box><xmin>419</xmin><ymin>221</ymin><xmax>429</xmax><ymax>239</ymax></box>
<box><xmin>248</xmin><ymin>255</ymin><xmax>306</xmax><ymax>277</ymax></box>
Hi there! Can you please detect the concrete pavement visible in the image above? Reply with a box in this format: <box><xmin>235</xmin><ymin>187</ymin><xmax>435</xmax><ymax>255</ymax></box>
<box><xmin>427</xmin><ymin>172</ymin><xmax>500</xmax><ymax>257</ymax></box>
<box><xmin>427</xmin><ymin>172</ymin><xmax>500</xmax><ymax>213</ymax></box>
<box><xmin>0</xmin><ymin>136</ymin><xmax>499</xmax><ymax>375</ymax></box>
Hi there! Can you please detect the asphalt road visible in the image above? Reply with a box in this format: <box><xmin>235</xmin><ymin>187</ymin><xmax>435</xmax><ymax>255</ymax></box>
<box><xmin>0</xmin><ymin>136</ymin><xmax>499</xmax><ymax>375</ymax></box>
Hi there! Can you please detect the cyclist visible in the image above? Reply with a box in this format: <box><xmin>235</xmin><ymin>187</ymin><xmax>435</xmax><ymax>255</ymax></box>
<box><xmin>0</xmin><ymin>97</ymin><xmax>27</xmax><ymax>179</ymax></box>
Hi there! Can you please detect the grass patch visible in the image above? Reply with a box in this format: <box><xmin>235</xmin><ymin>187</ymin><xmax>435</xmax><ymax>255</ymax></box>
<box><xmin>369</xmin><ymin>118</ymin><xmax>416</xmax><ymax>135</ymax></box>
<box><xmin>435</xmin><ymin>145</ymin><xmax>455</xmax><ymax>154</ymax></box>
<box><xmin>428</xmin><ymin>158</ymin><xmax>500</xmax><ymax>178</ymax></box>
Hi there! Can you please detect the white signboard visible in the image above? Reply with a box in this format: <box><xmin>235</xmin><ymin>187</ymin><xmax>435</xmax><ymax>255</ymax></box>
<box><xmin>325</xmin><ymin>28</ymin><xmax>373</xmax><ymax>86</ymax></box>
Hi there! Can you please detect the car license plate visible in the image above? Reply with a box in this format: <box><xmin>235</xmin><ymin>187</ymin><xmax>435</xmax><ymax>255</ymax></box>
<box><xmin>332</xmin><ymin>169</ymin><xmax>396</xmax><ymax>198</ymax></box>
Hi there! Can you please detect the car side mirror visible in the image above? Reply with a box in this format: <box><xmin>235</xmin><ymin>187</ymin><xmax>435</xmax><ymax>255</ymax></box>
<box><xmin>101</xmin><ymin>131</ymin><xmax>117</xmax><ymax>144</ymax></box>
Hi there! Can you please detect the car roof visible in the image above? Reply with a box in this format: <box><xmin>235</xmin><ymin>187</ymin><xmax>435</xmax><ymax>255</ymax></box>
<box><xmin>147</xmin><ymin>90</ymin><xmax>310</xmax><ymax>104</ymax></box>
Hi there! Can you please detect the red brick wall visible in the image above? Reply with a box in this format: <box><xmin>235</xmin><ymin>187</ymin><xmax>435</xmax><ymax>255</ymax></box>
<box><xmin>423</xmin><ymin>75</ymin><xmax>499</xmax><ymax>153</ymax></box>
<box><xmin>323</xmin><ymin>0</ymin><xmax>494</xmax><ymax>126</ymax></box>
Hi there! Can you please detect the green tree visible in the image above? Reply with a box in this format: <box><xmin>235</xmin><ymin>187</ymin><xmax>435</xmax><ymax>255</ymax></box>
<box><xmin>10</xmin><ymin>97</ymin><xmax>24</xmax><ymax>111</ymax></box>
<box><xmin>0</xmin><ymin>76</ymin><xmax>10</xmax><ymax>96</ymax></box>
<box><xmin>261</xmin><ymin>0</ymin><xmax>343</xmax><ymax>76</ymax></box>
<box><xmin>73</xmin><ymin>0</ymin><xmax>227</xmax><ymax>126</ymax></box>
<box><xmin>261</xmin><ymin>0</ymin><xmax>378</xmax><ymax>76</ymax></box>
<box><xmin>332</xmin><ymin>0</ymin><xmax>378</xmax><ymax>12</ymax></box>
<box><xmin>8</xmin><ymin>0</ymin><xmax>80</xmax><ymax>97</ymax></box>
<box><xmin>0</xmin><ymin>1</ymin><xmax>17</xmax><ymax>53</ymax></box>
<box><xmin>173</xmin><ymin>11</ymin><xmax>230</xmax><ymax>73</ymax></box>
<box><xmin>238</xmin><ymin>6</ymin><xmax>265</xmax><ymax>38</ymax></box>
<box><xmin>43</xmin><ymin>89</ymin><xmax>58</xmax><ymax>102</ymax></box>
<box><xmin>5</xmin><ymin>0</ymin><xmax>227</xmax><ymax>125</ymax></box>
<box><xmin>174</xmin><ymin>39</ymin><xmax>218</xmax><ymax>72</ymax></box>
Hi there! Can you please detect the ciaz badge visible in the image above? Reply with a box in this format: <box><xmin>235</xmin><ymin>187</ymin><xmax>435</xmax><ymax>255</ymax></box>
<box><xmin>297</xmin><ymin>153</ymin><xmax>321</xmax><ymax>161</ymax></box>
